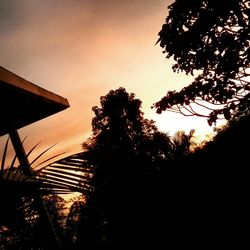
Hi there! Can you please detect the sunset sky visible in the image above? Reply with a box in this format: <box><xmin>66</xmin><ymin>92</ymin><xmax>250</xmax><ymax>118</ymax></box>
<box><xmin>0</xmin><ymin>0</ymin><xmax>221</xmax><ymax>165</ymax></box>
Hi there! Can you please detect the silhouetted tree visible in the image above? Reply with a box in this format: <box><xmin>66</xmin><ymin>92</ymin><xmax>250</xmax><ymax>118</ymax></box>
<box><xmin>43</xmin><ymin>194</ymin><xmax>67</xmax><ymax>240</ymax></box>
<box><xmin>77</xmin><ymin>88</ymin><xmax>175</xmax><ymax>249</ymax></box>
<box><xmin>64</xmin><ymin>196</ymin><xmax>86</xmax><ymax>248</ymax></box>
<box><xmin>183</xmin><ymin>112</ymin><xmax>250</xmax><ymax>247</ymax></box>
<box><xmin>59</xmin><ymin>88</ymin><xmax>203</xmax><ymax>249</ymax></box>
<box><xmin>171</xmin><ymin>129</ymin><xmax>196</xmax><ymax>159</ymax></box>
<box><xmin>0</xmin><ymin>191</ymin><xmax>64</xmax><ymax>249</ymax></box>
<box><xmin>82</xmin><ymin>87</ymin><xmax>172</xmax><ymax>184</ymax></box>
<box><xmin>154</xmin><ymin>0</ymin><xmax>250</xmax><ymax>124</ymax></box>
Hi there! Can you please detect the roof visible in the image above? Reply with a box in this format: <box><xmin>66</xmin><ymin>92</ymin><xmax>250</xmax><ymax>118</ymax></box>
<box><xmin>0</xmin><ymin>66</ymin><xmax>70</xmax><ymax>136</ymax></box>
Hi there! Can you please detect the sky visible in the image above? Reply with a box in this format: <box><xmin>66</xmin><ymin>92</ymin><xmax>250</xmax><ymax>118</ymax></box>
<box><xmin>0</xmin><ymin>0</ymin><xmax>222</xmax><ymax>166</ymax></box>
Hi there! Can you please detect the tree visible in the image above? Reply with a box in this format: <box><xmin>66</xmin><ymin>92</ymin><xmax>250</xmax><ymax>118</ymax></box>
<box><xmin>79</xmin><ymin>88</ymin><xmax>174</xmax><ymax>248</ymax></box>
<box><xmin>184</xmin><ymin>112</ymin><xmax>250</xmax><ymax>247</ymax></box>
<box><xmin>61</xmin><ymin>88</ymin><xmax>201</xmax><ymax>249</ymax></box>
<box><xmin>82</xmin><ymin>87</ymin><xmax>172</xmax><ymax>185</ymax></box>
<box><xmin>154</xmin><ymin>0</ymin><xmax>250</xmax><ymax>125</ymax></box>
<box><xmin>42</xmin><ymin>194</ymin><xmax>67</xmax><ymax>238</ymax></box>
<box><xmin>171</xmin><ymin>129</ymin><xmax>196</xmax><ymax>159</ymax></box>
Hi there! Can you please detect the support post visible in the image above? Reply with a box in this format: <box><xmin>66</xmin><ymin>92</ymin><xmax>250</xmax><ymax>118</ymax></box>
<box><xmin>8</xmin><ymin>125</ymin><xmax>32</xmax><ymax>176</ymax></box>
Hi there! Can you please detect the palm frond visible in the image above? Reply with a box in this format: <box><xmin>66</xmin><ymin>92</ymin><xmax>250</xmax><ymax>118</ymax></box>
<box><xmin>37</xmin><ymin>152</ymin><xmax>95</xmax><ymax>196</ymax></box>
<box><xmin>1</xmin><ymin>138</ymin><xmax>93</xmax><ymax>248</ymax></box>
<box><xmin>33</xmin><ymin>151</ymin><xmax>67</xmax><ymax>170</ymax></box>
<box><xmin>1</xmin><ymin>138</ymin><xmax>95</xmax><ymax>196</ymax></box>
<box><xmin>29</xmin><ymin>143</ymin><xmax>58</xmax><ymax>166</ymax></box>
<box><xmin>26</xmin><ymin>141</ymin><xmax>41</xmax><ymax>159</ymax></box>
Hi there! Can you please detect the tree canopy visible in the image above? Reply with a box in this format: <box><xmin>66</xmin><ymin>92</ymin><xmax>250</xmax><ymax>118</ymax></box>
<box><xmin>78</xmin><ymin>88</ymin><xmax>178</xmax><ymax>248</ymax></box>
<box><xmin>83</xmin><ymin>87</ymin><xmax>172</xmax><ymax>182</ymax></box>
<box><xmin>154</xmin><ymin>0</ymin><xmax>250</xmax><ymax>124</ymax></box>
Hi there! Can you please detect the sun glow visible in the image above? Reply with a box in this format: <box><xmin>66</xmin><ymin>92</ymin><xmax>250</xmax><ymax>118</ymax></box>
<box><xmin>150</xmin><ymin>110</ymin><xmax>226</xmax><ymax>143</ymax></box>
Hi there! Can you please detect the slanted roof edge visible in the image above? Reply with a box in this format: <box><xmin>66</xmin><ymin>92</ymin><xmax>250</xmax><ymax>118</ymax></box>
<box><xmin>0</xmin><ymin>66</ymin><xmax>69</xmax><ymax>108</ymax></box>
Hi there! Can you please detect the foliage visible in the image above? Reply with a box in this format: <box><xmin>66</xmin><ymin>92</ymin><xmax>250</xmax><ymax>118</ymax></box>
<box><xmin>37</xmin><ymin>152</ymin><xmax>94</xmax><ymax>195</ymax></box>
<box><xmin>0</xmin><ymin>138</ymin><xmax>93</xmax><ymax>248</ymax></box>
<box><xmin>43</xmin><ymin>194</ymin><xmax>67</xmax><ymax>232</ymax></box>
<box><xmin>76</xmin><ymin>88</ymin><xmax>175</xmax><ymax>248</ymax></box>
<box><xmin>181</xmin><ymin>112</ymin><xmax>250</xmax><ymax>246</ymax></box>
<box><xmin>66</xmin><ymin>198</ymin><xmax>85</xmax><ymax>236</ymax></box>
<box><xmin>82</xmin><ymin>87</ymin><xmax>173</xmax><ymax>182</ymax></box>
<box><xmin>171</xmin><ymin>129</ymin><xmax>196</xmax><ymax>158</ymax></box>
<box><xmin>62</xmin><ymin>88</ymin><xmax>198</xmax><ymax>249</ymax></box>
<box><xmin>194</xmin><ymin>110</ymin><xmax>250</xmax><ymax>159</ymax></box>
<box><xmin>154</xmin><ymin>0</ymin><xmax>250</xmax><ymax>125</ymax></box>
<box><xmin>0</xmin><ymin>191</ymin><xmax>67</xmax><ymax>249</ymax></box>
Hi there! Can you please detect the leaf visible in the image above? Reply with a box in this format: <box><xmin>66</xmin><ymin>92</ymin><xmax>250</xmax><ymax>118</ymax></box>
<box><xmin>29</xmin><ymin>143</ymin><xmax>58</xmax><ymax>166</ymax></box>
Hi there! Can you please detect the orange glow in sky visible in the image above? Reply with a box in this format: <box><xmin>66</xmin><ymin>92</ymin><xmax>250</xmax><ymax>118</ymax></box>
<box><xmin>0</xmin><ymin>0</ymin><xmax>223</xmax><ymax>165</ymax></box>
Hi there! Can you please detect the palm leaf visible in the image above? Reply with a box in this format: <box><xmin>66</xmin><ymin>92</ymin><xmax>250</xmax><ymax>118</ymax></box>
<box><xmin>29</xmin><ymin>143</ymin><xmax>58</xmax><ymax>166</ymax></box>
<box><xmin>1</xmin><ymin>137</ymin><xmax>95</xmax><ymax>196</ymax></box>
<box><xmin>33</xmin><ymin>151</ymin><xmax>67</xmax><ymax>170</ymax></box>
<box><xmin>25</xmin><ymin>141</ymin><xmax>41</xmax><ymax>158</ymax></box>
<box><xmin>37</xmin><ymin>152</ymin><xmax>95</xmax><ymax>195</ymax></box>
